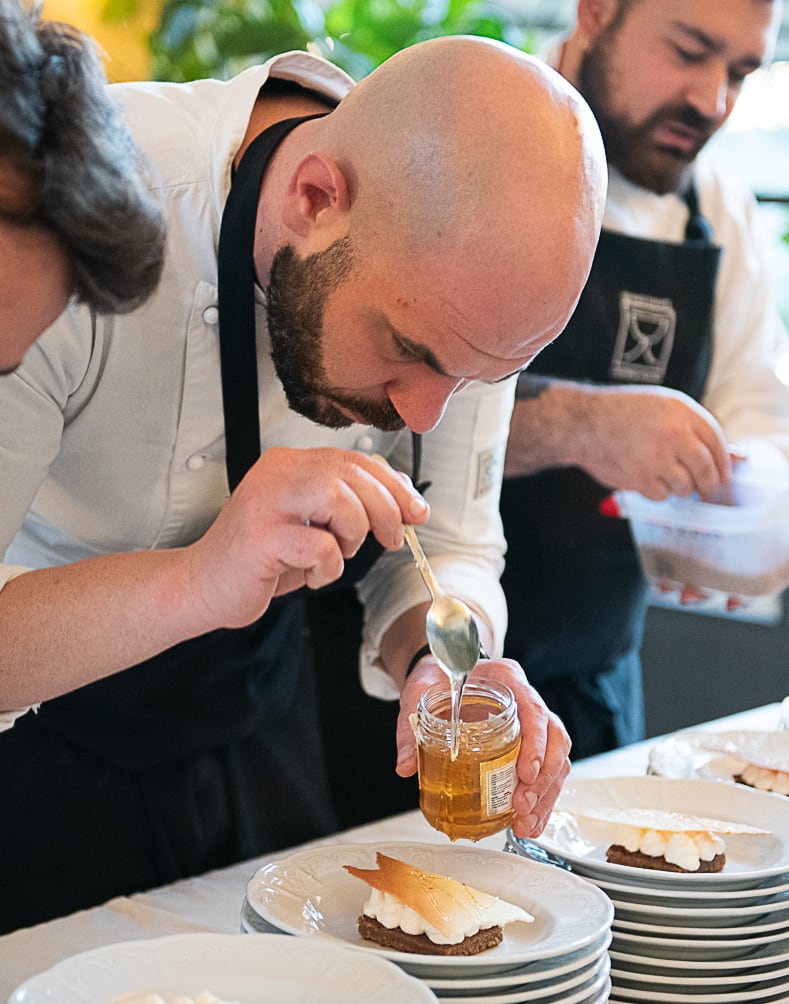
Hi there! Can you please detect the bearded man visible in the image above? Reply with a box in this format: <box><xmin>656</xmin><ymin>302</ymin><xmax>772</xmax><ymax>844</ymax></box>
<box><xmin>500</xmin><ymin>0</ymin><xmax>789</xmax><ymax>759</ymax></box>
<box><xmin>0</xmin><ymin>34</ymin><xmax>607</xmax><ymax>930</ymax></box>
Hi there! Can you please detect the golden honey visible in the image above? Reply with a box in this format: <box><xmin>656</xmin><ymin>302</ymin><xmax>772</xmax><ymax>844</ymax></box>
<box><xmin>414</xmin><ymin>679</ymin><xmax>521</xmax><ymax>842</ymax></box>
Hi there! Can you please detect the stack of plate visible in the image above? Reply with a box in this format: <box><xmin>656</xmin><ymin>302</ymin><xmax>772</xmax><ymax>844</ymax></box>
<box><xmin>242</xmin><ymin>840</ymin><xmax>614</xmax><ymax>1003</ymax></box>
<box><xmin>506</xmin><ymin>776</ymin><xmax>789</xmax><ymax>1004</ymax></box>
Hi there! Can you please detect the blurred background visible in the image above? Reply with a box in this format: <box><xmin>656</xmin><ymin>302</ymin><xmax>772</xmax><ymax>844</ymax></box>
<box><xmin>41</xmin><ymin>0</ymin><xmax>789</xmax><ymax>736</ymax></box>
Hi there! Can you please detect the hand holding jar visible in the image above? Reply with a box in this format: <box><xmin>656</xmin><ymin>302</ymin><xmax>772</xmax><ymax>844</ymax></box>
<box><xmin>396</xmin><ymin>658</ymin><xmax>571</xmax><ymax>841</ymax></box>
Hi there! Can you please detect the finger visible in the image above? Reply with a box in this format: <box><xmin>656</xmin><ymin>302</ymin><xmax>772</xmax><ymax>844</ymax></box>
<box><xmin>679</xmin><ymin>585</ymin><xmax>709</xmax><ymax>605</ymax></box>
<box><xmin>308</xmin><ymin>478</ymin><xmax>385</xmax><ymax>557</ymax></box>
<box><xmin>685</xmin><ymin>414</ymin><xmax>732</xmax><ymax>487</ymax></box>
<box><xmin>661</xmin><ymin>438</ymin><xmax>726</xmax><ymax>497</ymax></box>
<box><xmin>364</xmin><ymin>454</ymin><xmax>431</xmax><ymax>525</ymax></box>
<box><xmin>262</xmin><ymin>524</ymin><xmax>347</xmax><ymax>590</ymax></box>
<box><xmin>657</xmin><ymin>468</ymin><xmax>696</xmax><ymax>498</ymax></box>
<box><xmin>507</xmin><ymin>759</ymin><xmax>570</xmax><ymax>839</ymax></box>
<box><xmin>309</xmin><ymin>458</ymin><xmax>429</xmax><ymax>552</ymax></box>
<box><xmin>512</xmin><ymin>710</ymin><xmax>570</xmax><ymax>818</ymax></box>
<box><xmin>395</xmin><ymin>661</ymin><xmax>445</xmax><ymax>777</ymax></box>
<box><xmin>471</xmin><ymin>659</ymin><xmax>555</xmax><ymax>786</ymax></box>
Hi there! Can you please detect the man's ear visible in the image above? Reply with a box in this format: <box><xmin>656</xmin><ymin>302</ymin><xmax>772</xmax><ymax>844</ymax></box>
<box><xmin>281</xmin><ymin>152</ymin><xmax>351</xmax><ymax>237</ymax></box>
<box><xmin>576</xmin><ymin>0</ymin><xmax>619</xmax><ymax>44</ymax></box>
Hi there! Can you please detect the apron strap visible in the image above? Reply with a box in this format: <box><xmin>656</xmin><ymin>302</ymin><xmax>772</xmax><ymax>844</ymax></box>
<box><xmin>217</xmin><ymin>113</ymin><xmax>328</xmax><ymax>493</ymax></box>
<box><xmin>683</xmin><ymin>181</ymin><xmax>714</xmax><ymax>244</ymax></box>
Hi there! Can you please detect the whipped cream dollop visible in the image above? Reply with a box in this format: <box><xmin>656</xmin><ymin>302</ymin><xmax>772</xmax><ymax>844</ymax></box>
<box><xmin>739</xmin><ymin>762</ymin><xmax>789</xmax><ymax>795</ymax></box>
<box><xmin>362</xmin><ymin>887</ymin><xmax>532</xmax><ymax>945</ymax></box>
<box><xmin>613</xmin><ymin>824</ymin><xmax>725</xmax><ymax>871</ymax></box>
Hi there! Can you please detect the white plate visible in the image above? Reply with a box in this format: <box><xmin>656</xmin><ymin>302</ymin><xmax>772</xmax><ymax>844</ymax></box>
<box><xmin>532</xmin><ymin>776</ymin><xmax>789</xmax><ymax>885</ymax></box>
<box><xmin>436</xmin><ymin>965</ymin><xmax>610</xmax><ymax>1004</ymax></box>
<box><xmin>608</xmin><ymin>980</ymin><xmax>789</xmax><ymax>1004</ymax></box>
<box><xmin>589</xmin><ymin>873</ymin><xmax>789</xmax><ymax>904</ymax></box>
<box><xmin>649</xmin><ymin>730</ymin><xmax>789</xmax><ymax>783</ymax></box>
<box><xmin>424</xmin><ymin>953</ymin><xmax>607</xmax><ymax>996</ymax></box>
<box><xmin>610</xmin><ymin>941</ymin><xmax>789</xmax><ymax>972</ymax></box>
<box><xmin>611</xmin><ymin>927</ymin><xmax>789</xmax><ymax>960</ymax></box>
<box><xmin>607</xmin><ymin>894</ymin><xmax>789</xmax><ymax>921</ymax></box>
<box><xmin>609</xmin><ymin>970</ymin><xmax>789</xmax><ymax>1002</ymax></box>
<box><xmin>610</xmin><ymin>958</ymin><xmax>789</xmax><ymax>988</ymax></box>
<box><xmin>245</xmin><ymin>841</ymin><xmax>613</xmax><ymax>977</ymax></box>
<box><xmin>611</xmin><ymin>912</ymin><xmax>789</xmax><ymax>937</ymax></box>
<box><xmin>241</xmin><ymin>903</ymin><xmax>612</xmax><ymax>993</ymax></box>
<box><xmin>424</xmin><ymin>933</ymin><xmax>611</xmax><ymax>989</ymax></box>
<box><xmin>7</xmin><ymin>932</ymin><xmax>436</xmax><ymax>1004</ymax></box>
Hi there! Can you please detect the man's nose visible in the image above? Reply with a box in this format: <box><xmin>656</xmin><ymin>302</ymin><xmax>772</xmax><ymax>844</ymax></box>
<box><xmin>685</xmin><ymin>61</ymin><xmax>731</xmax><ymax>124</ymax></box>
<box><xmin>386</xmin><ymin>371</ymin><xmax>465</xmax><ymax>433</ymax></box>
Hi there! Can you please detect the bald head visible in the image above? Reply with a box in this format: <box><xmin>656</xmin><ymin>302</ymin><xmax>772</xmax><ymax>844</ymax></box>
<box><xmin>319</xmin><ymin>35</ymin><xmax>607</xmax><ymax>357</ymax></box>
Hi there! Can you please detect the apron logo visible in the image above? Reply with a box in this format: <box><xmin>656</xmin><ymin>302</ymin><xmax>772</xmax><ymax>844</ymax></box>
<box><xmin>610</xmin><ymin>291</ymin><xmax>676</xmax><ymax>383</ymax></box>
<box><xmin>475</xmin><ymin>447</ymin><xmax>502</xmax><ymax>499</ymax></box>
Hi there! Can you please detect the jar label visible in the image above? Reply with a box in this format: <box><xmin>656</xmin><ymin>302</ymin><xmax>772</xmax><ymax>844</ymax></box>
<box><xmin>480</xmin><ymin>746</ymin><xmax>519</xmax><ymax>818</ymax></box>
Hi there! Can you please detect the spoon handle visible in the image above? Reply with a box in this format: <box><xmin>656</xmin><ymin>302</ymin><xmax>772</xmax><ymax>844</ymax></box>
<box><xmin>402</xmin><ymin>524</ymin><xmax>442</xmax><ymax>602</ymax></box>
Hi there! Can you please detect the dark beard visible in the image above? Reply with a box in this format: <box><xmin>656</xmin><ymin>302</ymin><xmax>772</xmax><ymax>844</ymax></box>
<box><xmin>578</xmin><ymin>35</ymin><xmax>716</xmax><ymax>195</ymax></box>
<box><xmin>265</xmin><ymin>238</ymin><xmax>404</xmax><ymax>431</ymax></box>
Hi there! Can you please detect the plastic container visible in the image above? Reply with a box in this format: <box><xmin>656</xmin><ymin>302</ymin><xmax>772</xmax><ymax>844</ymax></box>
<box><xmin>614</xmin><ymin>465</ymin><xmax>789</xmax><ymax>598</ymax></box>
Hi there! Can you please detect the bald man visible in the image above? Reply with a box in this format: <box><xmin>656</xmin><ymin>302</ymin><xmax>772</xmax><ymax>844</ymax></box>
<box><xmin>0</xmin><ymin>36</ymin><xmax>606</xmax><ymax>930</ymax></box>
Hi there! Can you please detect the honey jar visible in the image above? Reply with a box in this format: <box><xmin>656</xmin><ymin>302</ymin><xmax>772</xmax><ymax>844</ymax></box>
<box><xmin>413</xmin><ymin>678</ymin><xmax>521</xmax><ymax>841</ymax></box>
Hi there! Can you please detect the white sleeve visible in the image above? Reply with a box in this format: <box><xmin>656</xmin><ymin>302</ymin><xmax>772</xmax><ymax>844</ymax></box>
<box><xmin>357</xmin><ymin>377</ymin><xmax>516</xmax><ymax>699</ymax></box>
<box><xmin>0</xmin><ymin>567</ymin><xmax>39</xmax><ymax>730</ymax></box>
<box><xmin>0</xmin><ymin>305</ymin><xmax>90</xmax><ymax>558</ymax></box>
<box><xmin>700</xmin><ymin>165</ymin><xmax>789</xmax><ymax>464</ymax></box>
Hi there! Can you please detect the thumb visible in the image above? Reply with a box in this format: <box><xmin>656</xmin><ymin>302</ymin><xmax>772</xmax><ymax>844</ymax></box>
<box><xmin>394</xmin><ymin>661</ymin><xmax>444</xmax><ymax>777</ymax></box>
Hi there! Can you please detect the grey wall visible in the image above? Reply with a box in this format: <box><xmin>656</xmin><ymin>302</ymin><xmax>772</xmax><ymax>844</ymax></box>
<box><xmin>641</xmin><ymin>599</ymin><xmax>789</xmax><ymax>737</ymax></box>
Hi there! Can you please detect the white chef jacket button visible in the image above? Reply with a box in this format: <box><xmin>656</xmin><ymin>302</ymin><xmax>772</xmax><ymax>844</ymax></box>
<box><xmin>186</xmin><ymin>454</ymin><xmax>206</xmax><ymax>471</ymax></box>
<box><xmin>355</xmin><ymin>434</ymin><xmax>374</xmax><ymax>452</ymax></box>
<box><xmin>202</xmin><ymin>305</ymin><xmax>219</xmax><ymax>326</ymax></box>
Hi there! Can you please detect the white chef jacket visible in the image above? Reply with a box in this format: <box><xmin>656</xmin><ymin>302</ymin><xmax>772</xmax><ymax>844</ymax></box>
<box><xmin>0</xmin><ymin>51</ymin><xmax>515</xmax><ymax>729</ymax></box>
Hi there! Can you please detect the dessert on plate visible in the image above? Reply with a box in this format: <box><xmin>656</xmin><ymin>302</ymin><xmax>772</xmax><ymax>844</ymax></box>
<box><xmin>567</xmin><ymin>807</ymin><xmax>770</xmax><ymax>874</ymax></box>
<box><xmin>344</xmin><ymin>851</ymin><xmax>534</xmax><ymax>955</ymax></box>
<box><xmin>721</xmin><ymin>735</ymin><xmax>789</xmax><ymax>796</ymax></box>
<box><xmin>734</xmin><ymin>761</ymin><xmax>789</xmax><ymax>795</ymax></box>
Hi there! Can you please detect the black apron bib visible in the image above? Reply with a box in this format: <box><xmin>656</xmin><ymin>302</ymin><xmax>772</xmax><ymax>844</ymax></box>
<box><xmin>499</xmin><ymin>185</ymin><xmax>721</xmax><ymax>758</ymax></box>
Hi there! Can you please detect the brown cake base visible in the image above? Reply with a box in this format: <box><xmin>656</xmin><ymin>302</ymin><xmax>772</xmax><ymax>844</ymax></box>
<box><xmin>357</xmin><ymin>914</ymin><xmax>503</xmax><ymax>955</ymax></box>
<box><xmin>606</xmin><ymin>845</ymin><xmax>726</xmax><ymax>873</ymax></box>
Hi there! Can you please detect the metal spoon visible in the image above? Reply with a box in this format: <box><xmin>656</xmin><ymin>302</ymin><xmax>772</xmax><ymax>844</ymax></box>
<box><xmin>403</xmin><ymin>525</ymin><xmax>482</xmax><ymax>759</ymax></box>
<box><xmin>402</xmin><ymin>524</ymin><xmax>483</xmax><ymax>682</ymax></box>
<box><xmin>372</xmin><ymin>455</ymin><xmax>483</xmax><ymax>753</ymax></box>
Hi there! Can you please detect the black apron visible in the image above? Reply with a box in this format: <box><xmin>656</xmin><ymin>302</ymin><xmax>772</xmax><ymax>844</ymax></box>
<box><xmin>0</xmin><ymin>111</ymin><xmax>387</xmax><ymax>933</ymax></box>
<box><xmin>499</xmin><ymin>185</ymin><xmax>721</xmax><ymax>760</ymax></box>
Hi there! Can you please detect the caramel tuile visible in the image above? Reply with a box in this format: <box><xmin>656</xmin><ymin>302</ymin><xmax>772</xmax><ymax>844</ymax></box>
<box><xmin>343</xmin><ymin>852</ymin><xmax>500</xmax><ymax>941</ymax></box>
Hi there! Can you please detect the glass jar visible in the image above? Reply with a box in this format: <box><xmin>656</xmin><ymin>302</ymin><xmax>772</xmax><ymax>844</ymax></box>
<box><xmin>413</xmin><ymin>678</ymin><xmax>521</xmax><ymax>841</ymax></box>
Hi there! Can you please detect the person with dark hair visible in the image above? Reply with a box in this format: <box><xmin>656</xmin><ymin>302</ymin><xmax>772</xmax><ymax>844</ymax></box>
<box><xmin>500</xmin><ymin>0</ymin><xmax>789</xmax><ymax>760</ymax></box>
<box><xmin>0</xmin><ymin>35</ymin><xmax>607</xmax><ymax>930</ymax></box>
<box><xmin>0</xmin><ymin>0</ymin><xmax>166</xmax><ymax>373</ymax></box>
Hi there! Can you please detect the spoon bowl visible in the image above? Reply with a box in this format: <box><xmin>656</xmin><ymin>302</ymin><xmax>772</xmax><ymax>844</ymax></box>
<box><xmin>402</xmin><ymin>524</ymin><xmax>482</xmax><ymax>681</ymax></box>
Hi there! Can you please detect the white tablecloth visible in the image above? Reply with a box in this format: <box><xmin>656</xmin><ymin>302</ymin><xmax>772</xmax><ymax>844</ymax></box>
<box><xmin>1</xmin><ymin>702</ymin><xmax>782</xmax><ymax>1000</ymax></box>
